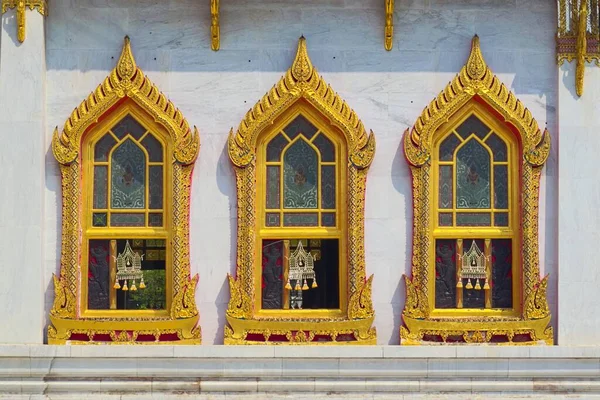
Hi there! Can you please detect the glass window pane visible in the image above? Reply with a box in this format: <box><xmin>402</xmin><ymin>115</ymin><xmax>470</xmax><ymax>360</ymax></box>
<box><xmin>461</xmin><ymin>239</ymin><xmax>486</xmax><ymax>309</ymax></box>
<box><xmin>283</xmin><ymin>140</ymin><xmax>318</xmax><ymax>209</ymax></box>
<box><xmin>313</xmin><ymin>133</ymin><xmax>335</xmax><ymax>162</ymax></box>
<box><xmin>93</xmin><ymin>165</ymin><xmax>108</xmax><ymax>209</ymax></box>
<box><xmin>149</xmin><ymin>166</ymin><xmax>163</xmax><ymax>209</ymax></box>
<box><xmin>494</xmin><ymin>165</ymin><xmax>508</xmax><ymax>209</ymax></box>
<box><xmin>321</xmin><ymin>165</ymin><xmax>336</xmax><ymax>209</ymax></box>
<box><xmin>141</xmin><ymin>133</ymin><xmax>163</xmax><ymax>162</ymax></box>
<box><xmin>266</xmin><ymin>213</ymin><xmax>280</xmax><ymax>227</ymax></box>
<box><xmin>261</xmin><ymin>240</ymin><xmax>283</xmax><ymax>309</ymax></box>
<box><xmin>435</xmin><ymin>239</ymin><xmax>456</xmax><ymax>309</ymax></box>
<box><xmin>438</xmin><ymin>213</ymin><xmax>453</xmax><ymax>226</ymax></box>
<box><xmin>494</xmin><ymin>212</ymin><xmax>509</xmax><ymax>227</ymax></box>
<box><xmin>486</xmin><ymin>132</ymin><xmax>507</xmax><ymax>162</ymax></box>
<box><xmin>283</xmin><ymin>213</ymin><xmax>319</xmax><ymax>226</ymax></box>
<box><xmin>94</xmin><ymin>133</ymin><xmax>117</xmax><ymax>162</ymax></box>
<box><xmin>88</xmin><ymin>239</ymin><xmax>110</xmax><ymax>310</ymax></box>
<box><xmin>439</xmin><ymin>134</ymin><xmax>461</xmax><ymax>161</ymax></box>
<box><xmin>110</xmin><ymin>213</ymin><xmax>145</xmax><ymax>227</ymax></box>
<box><xmin>266</xmin><ymin>166</ymin><xmax>280</xmax><ymax>209</ymax></box>
<box><xmin>111</xmin><ymin>114</ymin><xmax>146</xmax><ymax>140</ymax></box>
<box><xmin>92</xmin><ymin>212</ymin><xmax>107</xmax><ymax>227</ymax></box>
<box><xmin>266</xmin><ymin>133</ymin><xmax>289</xmax><ymax>162</ymax></box>
<box><xmin>321</xmin><ymin>212</ymin><xmax>336</xmax><ymax>227</ymax></box>
<box><xmin>148</xmin><ymin>213</ymin><xmax>163</xmax><ymax>227</ymax></box>
<box><xmin>456</xmin><ymin>114</ymin><xmax>491</xmax><ymax>139</ymax></box>
<box><xmin>456</xmin><ymin>139</ymin><xmax>491</xmax><ymax>209</ymax></box>
<box><xmin>456</xmin><ymin>212</ymin><xmax>491</xmax><ymax>226</ymax></box>
<box><xmin>111</xmin><ymin>139</ymin><xmax>146</xmax><ymax>209</ymax></box>
<box><xmin>492</xmin><ymin>239</ymin><xmax>513</xmax><ymax>309</ymax></box>
<box><xmin>283</xmin><ymin>115</ymin><xmax>318</xmax><ymax>140</ymax></box>
<box><xmin>439</xmin><ymin>165</ymin><xmax>453</xmax><ymax>209</ymax></box>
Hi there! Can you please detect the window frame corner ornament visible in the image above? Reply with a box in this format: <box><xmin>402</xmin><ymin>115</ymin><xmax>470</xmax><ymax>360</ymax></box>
<box><xmin>401</xmin><ymin>35</ymin><xmax>553</xmax><ymax>346</ymax></box>
<box><xmin>225</xmin><ymin>36</ymin><xmax>377</xmax><ymax>345</ymax></box>
<box><xmin>1</xmin><ymin>0</ymin><xmax>47</xmax><ymax>43</ymax></box>
<box><xmin>48</xmin><ymin>36</ymin><xmax>201</xmax><ymax>345</ymax></box>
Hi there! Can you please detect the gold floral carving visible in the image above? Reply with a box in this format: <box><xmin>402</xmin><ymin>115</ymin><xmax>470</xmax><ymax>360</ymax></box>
<box><xmin>1</xmin><ymin>0</ymin><xmax>46</xmax><ymax>43</ymax></box>
<box><xmin>210</xmin><ymin>0</ymin><xmax>220</xmax><ymax>51</ymax></box>
<box><xmin>225</xmin><ymin>37</ymin><xmax>376</xmax><ymax>345</ymax></box>
<box><xmin>557</xmin><ymin>0</ymin><xmax>600</xmax><ymax>97</ymax></box>
<box><xmin>401</xmin><ymin>35</ymin><xmax>553</xmax><ymax>346</ymax></box>
<box><xmin>384</xmin><ymin>0</ymin><xmax>394</xmax><ymax>51</ymax></box>
<box><xmin>48</xmin><ymin>37</ymin><xmax>201</xmax><ymax>345</ymax></box>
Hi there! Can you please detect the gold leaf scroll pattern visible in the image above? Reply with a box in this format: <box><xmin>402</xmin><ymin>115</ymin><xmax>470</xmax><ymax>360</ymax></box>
<box><xmin>48</xmin><ymin>36</ymin><xmax>201</xmax><ymax>344</ymax></box>
<box><xmin>226</xmin><ymin>37</ymin><xmax>376</xmax><ymax>344</ymax></box>
<box><xmin>401</xmin><ymin>35</ymin><xmax>552</xmax><ymax>344</ymax></box>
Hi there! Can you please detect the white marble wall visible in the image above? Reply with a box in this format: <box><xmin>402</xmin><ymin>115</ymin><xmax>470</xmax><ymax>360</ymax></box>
<box><xmin>557</xmin><ymin>62</ymin><xmax>600</xmax><ymax>345</ymax></box>
<box><xmin>42</xmin><ymin>0</ymin><xmax>557</xmax><ymax>344</ymax></box>
<box><xmin>0</xmin><ymin>11</ymin><xmax>46</xmax><ymax>343</ymax></box>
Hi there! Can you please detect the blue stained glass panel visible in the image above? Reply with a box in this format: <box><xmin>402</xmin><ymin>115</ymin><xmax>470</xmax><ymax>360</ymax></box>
<box><xmin>456</xmin><ymin>115</ymin><xmax>491</xmax><ymax>139</ymax></box>
<box><xmin>439</xmin><ymin>134</ymin><xmax>461</xmax><ymax>161</ymax></box>
<box><xmin>456</xmin><ymin>212</ymin><xmax>491</xmax><ymax>226</ymax></box>
<box><xmin>266</xmin><ymin>133</ymin><xmax>289</xmax><ymax>162</ymax></box>
<box><xmin>94</xmin><ymin>133</ymin><xmax>117</xmax><ymax>162</ymax></box>
<box><xmin>313</xmin><ymin>133</ymin><xmax>335</xmax><ymax>162</ymax></box>
<box><xmin>321</xmin><ymin>165</ymin><xmax>336</xmax><ymax>209</ymax></box>
<box><xmin>486</xmin><ymin>133</ymin><xmax>507</xmax><ymax>162</ymax></box>
<box><xmin>266</xmin><ymin>166</ymin><xmax>280</xmax><ymax>209</ymax></box>
<box><xmin>110</xmin><ymin>213</ymin><xmax>145</xmax><ymax>227</ymax></box>
<box><xmin>438</xmin><ymin>213</ymin><xmax>452</xmax><ymax>226</ymax></box>
<box><xmin>149</xmin><ymin>166</ymin><xmax>163</xmax><ymax>209</ymax></box>
<box><xmin>141</xmin><ymin>133</ymin><xmax>163</xmax><ymax>162</ymax></box>
<box><xmin>321</xmin><ymin>212</ymin><xmax>336</xmax><ymax>227</ymax></box>
<box><xmin>93</xmin><ymin>165</ymin><xmax>108</xmax><ymax>209</ymax></box>
<box><xmin>111</xmin><ymin>139</ymin><xmax>146</xmax><ymax>209</ymax></box>
<box><xmin>92</xmin><ymin>212</ymin><xmax>107</xmax><ymax>227</ymax></box>
<box><xmin>283</xmin><ymin>115</ymin><xmax>318</xmax><ymax>140</ymax></box>
<box><xmin>266</xmin><ymin>212</ymin><xmax>280</xmax><ymax>227</ymax></box>
<box><xmin>494</xmin><ymin>212</ymin><xmax>509</xmax><ymax>227</ymax></box>
<box><xmin>494</xmin><ymin>165</ymin><xmax>508</xmax><ymax>209</ymax></box>
<box><xmin>438</xmin><ymin>165</ymin><xmax>452</xmax><ymax>209</ymax></box>
<box><xmin>283</xmin><ymin>140</ymin><xmax>318</xmax><ymax>209</ymax></box>
<box><xmin>283</xmin><ymin>213</ymin><xmax>319</xmax><ymax>226</ymax></box>
<box><xmin>456</xmin><ymin>139</ymin><xmax>491</xmax><ymax>209</ymax></box>
<box><xmin>149</xmin><ymin>213</ymin><xmax>163</xmax><ymax>227</ymax></box>
<box><xmin>111</xmin><ymin>115</ymin><xmax>146</xmax><ymax>140</ymax></box>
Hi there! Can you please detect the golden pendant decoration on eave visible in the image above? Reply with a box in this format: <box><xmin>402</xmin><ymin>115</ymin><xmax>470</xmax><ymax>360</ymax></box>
<box><xmin>1</xmin><ymin>0</ymin><xmax>47</xmax><ymax>43</ymax></box>
<box><xmin>49</xmin><ymin>36</ymin><xmax>201</xmax><ymax>345</ymax></box>
<box><xmin>384</xmin><ymin>0</ymin><xmax>394</xmax><ymax>51</ymax></box>
<box><xmin>557</xmin><ymin>0</ymin><xmax>600</xmax><ymax>96</ymax></box>
<box><xmin>226</xmin><ymin>36</ymin><xmax>376</xmax><ymax>345</ymax></box>
<box><xmin>401</xmin><ymin>35</ymin><xmax>553</xmax><ymax>345</ymax></box>
<box><xmin>210</xmin><ymin>0</ymin><xmax>220</xmax><ymax>51</ymax></box>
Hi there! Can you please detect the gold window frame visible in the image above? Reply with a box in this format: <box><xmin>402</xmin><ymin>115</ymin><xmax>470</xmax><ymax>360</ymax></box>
<box><xmin>225</xmin><ymin>37</ymin><xmax>377</xmax><ymax>345</ymax></box>
<box><xmin>401</xmin><ymin>36</ymin><xmax>553</xmax><ymax>345</ymax></box>
<box><xmin>49</xmin><ymin>37</ymin><xmax>201</xmax><ymax>344</ymax></box>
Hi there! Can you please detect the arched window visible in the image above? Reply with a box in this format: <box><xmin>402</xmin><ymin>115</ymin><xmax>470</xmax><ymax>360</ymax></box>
<box><xmin>226</xmin><ymin>37</ymin><xmax>376</xmax><ymax>345</ymax></box>
<box><xmin>401</xmin><ymin>36</ymin><xmax>553</xmax><ymax>345</ymax></box>
<box><xmin>49</xmin><ymin>37</ymin><xmax>201</xmax><ymax>344</ymax></box>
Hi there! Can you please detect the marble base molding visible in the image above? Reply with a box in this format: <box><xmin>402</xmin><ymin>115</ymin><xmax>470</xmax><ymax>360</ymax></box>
<box><xmin>1</xmin><ymin>345</ymin><xmax>599</xmax><ymax>396</ymax></box>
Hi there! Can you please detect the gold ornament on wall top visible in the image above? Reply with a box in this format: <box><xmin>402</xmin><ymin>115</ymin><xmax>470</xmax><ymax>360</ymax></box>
<box><xmin>225</xmin><ymin>37</ymin><xmax>376</xmax><ymax>345</ymax></box>
<box><xmin>1</xmin><ymin>0</ymin><xmax>46</xmax><ymax>43</ymax></box>
<box><xmin>401</xmin><ymin>35</ymin><xmax>553</xmax><ymax>345</ymax></box>
<box><xmin>49</xmin><ymin>37</ymin><xmax>201</xmax><ymax>345</ymax></box>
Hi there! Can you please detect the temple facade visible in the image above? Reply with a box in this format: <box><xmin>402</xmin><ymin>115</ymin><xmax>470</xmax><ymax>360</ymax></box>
<box><xmin>0</xmin><ymin>0</ymin><xmax>599</xmax><ymax>398</ymax></box>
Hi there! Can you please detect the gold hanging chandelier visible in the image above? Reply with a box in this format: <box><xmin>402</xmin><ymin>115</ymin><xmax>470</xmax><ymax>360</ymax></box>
<box><xmin>113</xmin><ymin>240</ymin><xmax>146</xmax><ymax>292</ymax></box>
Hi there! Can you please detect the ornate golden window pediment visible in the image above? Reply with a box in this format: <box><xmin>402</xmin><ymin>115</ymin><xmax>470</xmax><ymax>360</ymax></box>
<box><xmin>49</xmin><ymin>37</ymin><xmax>201</xmax><ymax>344</ymax></box>
<box><xmin>225</xmin><ymin>37</ymin><xmax>377</xmax><ymax>345</ymax></box>
<box><xmin>401</xmin><ymin>35</ymin><xmax>553</xmax><ymax>345</ymax></box>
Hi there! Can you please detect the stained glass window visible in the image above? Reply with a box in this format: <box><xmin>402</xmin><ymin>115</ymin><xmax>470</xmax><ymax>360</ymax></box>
<box><xmin>456</xmin><ymin>140</ymin><xmax>491</xmax><ymax>209</ymax></box>
<box><xmin>111</xmin><ymin>114</ymin><xmax>146</xmax><ymax>139</ymax></box>
<box><xmin>266</xmin><ymin>166</ymin><xmax>280</xmax><ymax>209</ymax></box>
<box><xmin>141</xmin><ymin>133</ymin><xmax>163</xmax><ymax>162</ymax></box>
<box><xmin>313</xmin><ymin>133</ymin><xmax>335</xmax><ymax>162</ymax></box>
<box><xmin>456</xmin><ymin>115</ymin><xmax>490</xmax><ymax>139</ymax></box>
<box><xmin>111</xmin><ymin>139</ymin><xmax>146</xmax><ymax>209</ymax></box>
<box><xmin>435</xmin><ymin>239</ymin><xmax>456</xmax><ymax>309</ymax></box>
<box><xmin>149</xmin><ymin>166</ymin><xmax>163</xmax><ymax>209</ymax></box>
<box><xmin>283</xmin><ymin>115</ymin><xmax>318</xmax><ymax>140</ymax></box>
<box><xmin>439</xmin><ymin>134</ymin><xmax>461</xmax><ymax>162</ymax></box>
<box><xmin>283</xmin><ymin>140</ymin><xmax>318</xmax><ymax>209</ymax></box>
<box><xmin>321</xmin><ymin>165</ymin><xmax>336</xmax><ymax>209</ymax></box>
<box><xmin>93</xmin><ymin>166</ymin><xmax>108</xmax><ymax>209</ymax></box>
<box><xmin>438</xmin><ymin>165</ymin><xmax>453</xmax><ymax>209</ymax></box>
<box><xmin>267</xmin><ymin>133</ymin><xmax>289</xmax><ymax>162</ymax></box>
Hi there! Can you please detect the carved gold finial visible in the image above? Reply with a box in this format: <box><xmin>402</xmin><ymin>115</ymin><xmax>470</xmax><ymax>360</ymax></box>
<box><xmin>384</xmin><ymin>0</ymin><xmax>394</xmax><ymax>51</ymax></box>
<box><xmin>211</xmin><ymin>0</ymin><xmax>220</xmax><ymax>51</ymax></box>
<box><xmin>291</xmin><ymin>36</ymin><xmax>314</xmax><ymax>82</ymax></box>
<box><xmin>466</xmin><ymin>35</ymin><xmax>486</xmax><ymax>80</ymax></box>
<box><xmin>576</xmin><ymin>0</ymin><xmax>588</xmax><ymax>97</ymax></box>
<box><xmin>117</xmin><ymin>36</ymin><xmax>136</xmax><ymax>80</ymax></box>
<box><xmin>1</xmin><ymin>0</ymin><xmax>47</xmax><ymax>43</ymax></box>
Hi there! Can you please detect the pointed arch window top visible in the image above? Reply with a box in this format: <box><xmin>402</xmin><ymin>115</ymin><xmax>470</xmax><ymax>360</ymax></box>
<box><xmin>228</xmin><ymin>37</ymin><xmax>375</xmax><ymax>170</ymax></box>
<box><xmin>404</xmin><ymin>35</ymin><xmax>550</xmax><ymax>169</ymax></box>
<box><xmin>52</xmin><ymin>36</ymin><xmax>199</xmax><ymax>167</ymax></box>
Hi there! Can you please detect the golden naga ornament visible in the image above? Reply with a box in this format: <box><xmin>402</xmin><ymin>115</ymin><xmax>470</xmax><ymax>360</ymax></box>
<box><xmin>1</xmin><ymin>0</ymin><xmax>46</xmax><ymax>43</ymax></box>
<box><xmin>557</xmin><ymin>0</ymin><xmax>600</xmax><ymax>96</ymax></box>
<box><xmin>49</xmin><ymin>37</ymin><xmax>201</xmax><ymax>345</ymax></box>
<box><xmin>226</xmin><ymin>37</ymin><xmax>376</xmax><ymax>345</ymax></box>
<box><xmin>210</xmin><ymin>0</ymin><xmax>220</xmax><ymax>51</ymax></box>
<box><xmin>384</xmin><ymin>0</ymin><xmax>394</xmax><ymax>51</ymax></box>
<box><xmin>401</xmin><ymin>35</ymin><xmax>553</xmax><ymax>345</ymax></box>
